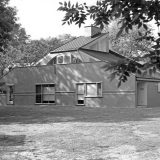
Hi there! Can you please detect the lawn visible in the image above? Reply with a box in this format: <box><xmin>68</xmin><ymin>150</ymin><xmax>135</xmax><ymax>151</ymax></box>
<box><xmin>1</xmin><ymin>106</ymin><xmax>160</xmax><ymax>160</ymax></box>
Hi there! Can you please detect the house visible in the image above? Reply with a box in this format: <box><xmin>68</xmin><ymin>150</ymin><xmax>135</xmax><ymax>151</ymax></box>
<box><xmin>0</xmin><ymin>26</ymin><xmax>160</xmax><ymax>108</ymax></box>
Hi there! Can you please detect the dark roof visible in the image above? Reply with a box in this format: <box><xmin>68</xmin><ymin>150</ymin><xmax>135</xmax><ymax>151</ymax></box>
<box><xmin>51</xmin><ymin>34</ymin><xmax>106</xmax><ymax>53</ymax></box>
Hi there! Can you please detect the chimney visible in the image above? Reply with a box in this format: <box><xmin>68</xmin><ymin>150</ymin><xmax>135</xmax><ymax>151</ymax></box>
<box><xmin>84</xmin><ymin>25</ymin><xmax>102</xmax><ymax>38</ymax></box>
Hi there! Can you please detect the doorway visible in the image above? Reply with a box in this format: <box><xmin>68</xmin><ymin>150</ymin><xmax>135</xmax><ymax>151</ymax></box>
<box><xmin>137</xmin><ymin>81</ymin><xmax>147</xmax><ymax>106</ymax></box>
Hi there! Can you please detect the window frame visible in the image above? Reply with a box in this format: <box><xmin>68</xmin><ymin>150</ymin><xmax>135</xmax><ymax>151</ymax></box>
<box><xmin>75</xmin><ymin>82</ymin><xmax>102</xmax><ymax>105</ymax></box>
<box><xmin>76</xmin><ymin>83</ymin><xmax>85</xmax><ymax>105</ymax></box>
<box><xmin>57</xmin><ymin>55</ymin><xmax>64</xmax><ymax>64</ymax></box>
<box><xmin>35</xmin><ymin>83</ymin><xmax>56</xmax><ymax>104</ymax></box>
<box><xmin>56</xmin><ymin>54</ymin><xmax>72</xmax><ymax>64</ymax></box>
<box><xmin>158</xmin><ymin>83</ymin><xmax>160</xmax><ymax>92</ymax></box>
<box><xmin>85</xmin><ymin>82</ymin><xmax>102</xmax><ymax>98</ymax></box>
<box><xmin>6</xmin><ymin>84</ymin><xmax>14</xmax><ymax>105</ymax></box>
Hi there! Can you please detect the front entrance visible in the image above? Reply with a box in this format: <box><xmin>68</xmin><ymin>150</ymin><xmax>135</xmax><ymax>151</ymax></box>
<box><xmin>7</xmin><ymin>85</ymin><xmax>14</xmax><ymax>105</ymax></box>
<box><xmin>137</xmin><ymin>81</ymin><xmax>147</xmax><ymax>106</ymax></box>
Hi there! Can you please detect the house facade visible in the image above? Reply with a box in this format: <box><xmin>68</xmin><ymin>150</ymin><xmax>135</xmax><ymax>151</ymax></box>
<box><xmin>0</xmin><ymin>27</ymin><xmax>160</xmax><ymax>108</ymax></box>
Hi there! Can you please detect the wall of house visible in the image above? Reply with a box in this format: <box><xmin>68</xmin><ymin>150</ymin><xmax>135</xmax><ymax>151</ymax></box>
<box><xmin>55</xmin><ymin>62</ymin><xmax>135</xmax><ymax>107</ymax></box>
<box><xmin>0</xmin><ymin>94</ymin><xmax>6</xmax><ymax>106</ymax></box>
<box><xmin>147</xmin><ymin>82</ymin><xmax>160</xmax><ymax>107</ymax></box>
<box><xmin>0</xmin><ymin>66</ymin><xmax>56</xmax><ymax>105</ymax></box>
<box><xmin>0</xmin><ymin>61</ymin><xmax>136</xmax><ymax>107</ymax></box>
<box><xmin>83</xmin><ymin>34</ymin><xmax>109</xmax><ymax>53</ymax></box>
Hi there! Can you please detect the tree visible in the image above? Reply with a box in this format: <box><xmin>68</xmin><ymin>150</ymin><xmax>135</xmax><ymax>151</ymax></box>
<box><xmin>0</xmin><ymin>0</ymin><xmax>30</xmax><ymax>75</ymax></box>
<box><xmin>19</xmin><ymin>35</ymin><xmax>75</xmax><ymax>65</ymax></box>
<box><xmin>107</xmin><ymin>20</ymin><xmax>152</xmax><ymax>57</ymax></box>
<box><xmin>0</xmin><ymin>0</ymin><xmax>18</xmax><ymax>51</ymax></box>
<box><xmin>58</xmin><ymin>0</ymin><xmax>160</xmax><ymax>86</ymax></box>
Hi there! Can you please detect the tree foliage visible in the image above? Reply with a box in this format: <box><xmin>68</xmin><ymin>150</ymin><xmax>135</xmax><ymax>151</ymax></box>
<box><xmin>107</xmin><ymin>20</ymin><xmax>152</xmax><ymax>57</ymax></box>
<box><xmin>58</xmin><ymin>0</ymin><xmax>160</xmax><ymax>86</ymax></box>
<box><xmin>0</xmin><ymin>0</ymin><xmax>18</xmax><ymax>51</ymax></box>
<box><xmin>0</xmin><ymin>0</ymin><xmax>30</xmax><ymax>75</ymax></box>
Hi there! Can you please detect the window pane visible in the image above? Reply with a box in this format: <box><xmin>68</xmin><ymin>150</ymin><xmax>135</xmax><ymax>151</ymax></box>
<box><xmin>77</xmin><ymin>95</ymin><xmax>84</xmax><ymax>100</ymax></box>
<box><xmin>97</xmin><ymin>83</ymin><xmax>102</xmax><ymax>96</ymax></box>
<box><xmin>36</xmin><ymin>94</ymin><xmax>42</xmax><ymax>103</ymax></box>
<box><xmin>43</xmin><ymin>86</ymin><xmax>55</xmax><ymax>94</ymax></box>
<box><xmin>42</xmin><ymin>84</ymin><xmax>55</xmax><ymax>103</ymax></box>
<box><xmin>64</xmin><ymin>55</ymin><xmax>71</xmax><ymax>64</ymax></box>
<box><xmin>77</xmin><ymin>84</ymin><xmax>85</xmax><ymax>94</ymax></box>
<box><xmin>43</xmin><ymin>95</ymin><xmax>55</xmax><ymax>102</ymax></box>
<box><xmin>77</xmin><ymin>95</ymin><xmax>84</xmax><ymax>104</ymax></box>
<box><xmin>36</xmin><ymin>85</ymin><xmax>41</xmax><ymax>94</ymax></box>
<box><xmin>57</xmin><ymin>56</ymin><xmax>63</xmax><ymax>64</ymax></box>
<box><xmin>77</xmin><ymin>100</ymin><xmax>84</xmax><ymax>104</ymax></box>
<box><xmin>86</xmin><ymin>83</ymin><xmax>97</xmax><ymax>96</ymax></box>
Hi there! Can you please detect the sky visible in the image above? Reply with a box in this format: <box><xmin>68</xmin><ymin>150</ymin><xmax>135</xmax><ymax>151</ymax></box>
<box><xmin>9</xmin><ymin>0</ymin><xmax>97</xmax><ymax>40</ymax></box>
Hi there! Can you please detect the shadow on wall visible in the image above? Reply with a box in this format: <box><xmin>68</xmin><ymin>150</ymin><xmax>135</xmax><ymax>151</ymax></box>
<box><xmin>0</xmin><ymin>62</ymin><xmax>135</xmax><ymax>106</ymax></box>
<box><xmin>56</xmin><ymin>62</ymin><xmax>135</xmax><ymax>107</ymax></box>
<box><xmin>0</xmin><ymin>134</ymin><xmax>26</xmax><ymax>146</ymax></box>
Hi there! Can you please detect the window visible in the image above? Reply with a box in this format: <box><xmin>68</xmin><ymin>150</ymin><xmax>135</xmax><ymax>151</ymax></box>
<box><xmin>57</xmin><ymin>54</ymin><xmax>71</xmax><ymax>64</ymax></box>
<box><xmin>7</xmin><ymin>85</ymin><xmax>14</xmax><ymax>104</ymax></box>
<box><xmin>57</xmin><ymin>55</ymin><xmax>64</xmax><ymax>64</ymax></box>
<box><xmin>76</xmin><ymin>82</ymin><xmax>102</xmax><ymax>105</ymax></box>
<box><xmin>36</xmin><ymin>84</ymin><xmax>55</xmax><ymax>104</ymax></box>
<box><xmin>64</xmin><ymin>55</ymin><xmax>71</xmax><ymax>63</ymax></box>
<box><xmin>76</xmin><ymin>83</ymin><xmax>85</xmax><ymax>105</ymax></box>
<box><xmin>86</xmin><ymin>83</ymin><xmax>102</xmax><ymax>97</ymax></box>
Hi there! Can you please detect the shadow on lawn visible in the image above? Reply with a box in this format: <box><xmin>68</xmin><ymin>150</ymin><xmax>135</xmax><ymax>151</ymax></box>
<box><xmin>0</xmin><ymin>134</ymin><xmax>25</xmax><ymax>146</ymax></box>
<box><xmin>0</xmin><ymin>105</ymin><xmax>160</xmax><ymax>124</ymax></box>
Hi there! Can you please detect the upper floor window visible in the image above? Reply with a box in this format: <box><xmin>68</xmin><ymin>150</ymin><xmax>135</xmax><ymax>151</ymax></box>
<box><xmin>56</xmin><ymin>54</ymin><xmax>82</xmax><ymax>64</ymax></box>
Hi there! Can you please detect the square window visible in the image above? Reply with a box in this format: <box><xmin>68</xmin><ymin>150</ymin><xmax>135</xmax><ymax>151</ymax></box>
<box><xmin>36</xmin><ymin>84</ymin><xmax>55</xmax><ymax>104</ymax></box>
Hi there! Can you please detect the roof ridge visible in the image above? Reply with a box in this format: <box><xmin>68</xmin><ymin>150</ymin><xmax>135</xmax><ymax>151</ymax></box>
<box><xmin>51</xmin><ymin>33</ymin><xmax>107</xmax><ymax>53</ymax></box>
<box><xmin>50</xmin><ymin>37</ymin><xmax>77</xmax><ymax>53</ymax></box>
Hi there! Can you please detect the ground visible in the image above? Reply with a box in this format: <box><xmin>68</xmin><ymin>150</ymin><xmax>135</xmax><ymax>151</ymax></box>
<box><xmin>1</xmin><ymin>106</ymin><xmax>160</xmax><ymax>160</ymax></box>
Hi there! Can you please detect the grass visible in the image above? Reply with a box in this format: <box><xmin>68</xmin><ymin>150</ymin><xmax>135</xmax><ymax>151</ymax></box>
<box><xmin>1</xmin><ymin>106</ymin><xmax>160</xmax><ymax>159</ymax></box>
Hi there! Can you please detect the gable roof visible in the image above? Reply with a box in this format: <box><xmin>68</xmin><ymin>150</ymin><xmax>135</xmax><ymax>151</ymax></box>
<box><xmin>51</xmin><ymin>33</ymin><xmax>106</xmax><ymax>53</ymax></box>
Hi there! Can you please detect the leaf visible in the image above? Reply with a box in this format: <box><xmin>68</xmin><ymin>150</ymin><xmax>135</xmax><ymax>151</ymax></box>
<box><xmin>68</xmin><ymin>1</ymin><xmax>71</xmax><ymax>8</ymax></box>
<box><xmin>116</xmin><ymin>22</ymin><xmax>126</xmax><ymax>38</ymax></box>
<box><xmin>117</xmin><ymin>80</ymin><xmax>121</xmax><ymax>88</ymax></box>
<box><xmin>143</xmin><ymin>24</ymin><xmax>148</xmax><ymax>30</ymax></box>
<box><xmin>138</xmin><ymin>22</ymin><xmax>142</xmax><ymax>29</ymax></box>
<box><xmin>59</xmin><ymin>2</ymin><xmax>63</xmax><ymax>5</ymax></box>
<box><xmin>76</xmin><ymin>2</ymin><xmax>78</xmax><ymax>8</ymax></box>
<box><xmin>138</xmin><ymin>31</ymin><xmax>142</xmax><ymax>36</ymax></box>
<box><xmin>64</xmin><ymin>1</ymin><xmax>67</xmax><ymax>7</ymax></box>
<box><xmin>108</xmin><ymin>71</ymin><xmax>117</xmax><ymax>81</ymax></box>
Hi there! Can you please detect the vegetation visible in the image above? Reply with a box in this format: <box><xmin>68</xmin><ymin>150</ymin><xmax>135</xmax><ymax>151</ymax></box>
<box><xmin>0</xmin><ymin>0</ymin><xmax>75</xmax><ymax>76</ymax></box>
<box><xmin>58</xmin><ymin>0</ymin><xmax>160</xmax><ymax>86</ymax></box>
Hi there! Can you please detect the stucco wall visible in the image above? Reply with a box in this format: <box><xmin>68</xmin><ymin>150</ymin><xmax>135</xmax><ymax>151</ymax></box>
<box><xmin>0</xmin><ymin>62</ymin><xmax>136</xmax><ymax>107</ymax></box>
<box><xmin>56</xmin><ymin>62</ymin><xmax>135</xmax><ymax>108</ymax></box>
<box><xmin>0</xmin><ymin>66</ymin><xmax>56</xmax><ymax>105</ymax></box>
<box><xmin>0</xmin><ymin>94</ymin><xmax>6</xmax><ymax>106</ymax></box>
<box><xmin>147</xmin><ymin>82</ymin><xmax>160</xmax><ymax>107</ymax></box>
